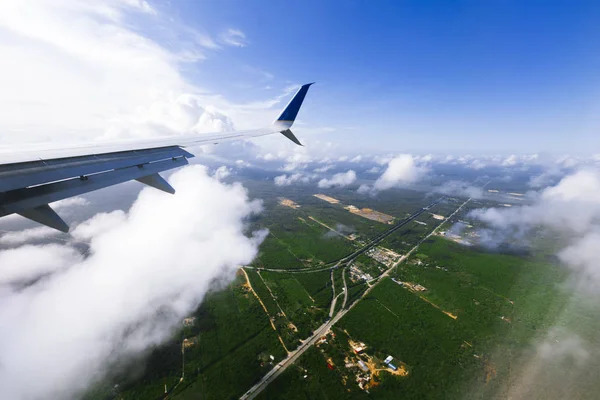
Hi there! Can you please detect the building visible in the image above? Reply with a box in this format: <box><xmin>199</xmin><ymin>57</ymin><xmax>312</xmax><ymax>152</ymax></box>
<box><xmin>357</xmin><ymin>360</ymin><xmax>369</xmax><ymax>372</ymax></box>
<box><xmin>384</xmin><ymin>355</ymin><xmax>393</xmax><ymax>364</ymax></box>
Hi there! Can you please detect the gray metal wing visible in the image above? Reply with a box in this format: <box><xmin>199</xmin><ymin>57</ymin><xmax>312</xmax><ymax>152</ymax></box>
<box><xmin>0</xmin><ymin>83</ymin><xmax>314</xmax><ymax>232</ymax></box>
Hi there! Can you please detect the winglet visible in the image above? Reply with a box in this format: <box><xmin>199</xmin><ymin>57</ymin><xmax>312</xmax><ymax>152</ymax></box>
<box><xmin>273</xmin><ymin>83</ymin><xmax>314</xmax><ymax>130</ymax></box>
<box><xmin>18</xmin><ymin>204</ymin><xmax>69</xmax><ymax>233</ymax></box>
<box><xmin>281</xmin><ymin>129</ymin><xmax>303</xmax><ymax>146</ymax></box>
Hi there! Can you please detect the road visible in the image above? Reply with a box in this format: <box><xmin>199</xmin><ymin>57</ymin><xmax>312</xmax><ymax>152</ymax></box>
<box><xmin>341</xmin><ymin>265</ymin><xmax>348</xmax><ymax>308</ymax></box>
<box><xmin>240</xmin><ymin>299</ymin><xmax>351</xmax><ymax>400</ymax></box>
<box><xmin>244</xmin><ymin>196</ymin><xmax>446</xmax><ymax>274</ymax></box>
<box><xmin>239</xmin><ymin>197</ymin><xmax>451</xmax><ymax>400</ymax></box>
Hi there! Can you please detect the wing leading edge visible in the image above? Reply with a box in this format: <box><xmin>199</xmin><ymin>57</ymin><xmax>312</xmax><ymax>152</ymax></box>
<box><xmin>0</xmin><ymin>83</ymin><xmax>314</xmax><ymax>232</ymax></box>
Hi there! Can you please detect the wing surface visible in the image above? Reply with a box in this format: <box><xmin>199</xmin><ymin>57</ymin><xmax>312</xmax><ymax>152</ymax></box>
<box><xmin>0</xmin><ymin>83</ymin><xmax>314</xmax><ymax>231</ymax></box>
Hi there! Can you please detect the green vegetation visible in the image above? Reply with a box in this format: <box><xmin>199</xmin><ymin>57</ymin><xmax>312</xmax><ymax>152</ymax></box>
<box><xmin>260</xmin><ymin>271</ymin><xmax>328</xmax><ymax>337</ymax></box>
<box><xmin>99</xmin><ymin>274</ymin><xmax>287</xmax><ymax>400</ymax></box>
<box><xmin>342</xmin><ymin>237</ymin><xmax>568</xmax><ymax>398</ymax></box>
<box><xmin>255</xmin><ymin>346</ymin><xmax>369</xmax><ymax>400</ymax></box>
<box><xmin>255</xmin><ymin>213</ymin><xmax>356</xmax><ymax>269</ymax></box>
<box><xmin>340</xmin><ymin>279</ymin><xmax>472</xmax><ymax>398</ymax></box>
<box><xmin>353</xmin><ymin>254</ymin><xmax>385</xmax><ymax>278</ymax></box>
<box><xmin>262</xmin><ymin>233</ymin><xmax>572</xmax><ymax>399</ymax></box>
<box><xmin>88</xmin><ymin>179</ymin><xmax>573</xmax><ymax>400</ymax></box>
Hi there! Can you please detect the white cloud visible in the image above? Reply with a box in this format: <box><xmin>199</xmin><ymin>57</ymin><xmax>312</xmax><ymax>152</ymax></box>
<box><xmin>0</xmin><ymin>0</ymin><xmax>189</xmax><ymax>144</ymax></box>
<box><xmin>0</xmin><ymin>1</ymin><xmax>296</xmax><ymax>149</ymax></box>
<box><xmin>0</xmin><ymin>226</ymin><xmax>62</xmax><ymax>246</ymax></box>
<box><xmin>274</xmin><ymin>173</ymin><xmax>307</xmax><ymax>186</ymax></box>
<box><xmin>314</xmin><ymin>164</ymin><xmax>334</xmax><ymax>173</ymax></box>
<box><xmin>556</xmin><ymin>155</ymin><xmax>581</xmax><ymax>169</ymax></box>
<box><xmin>366</xmin><ymin>166</ymin><xmax>380</xmax><ymax>174</ymax></box>
<box><xmin>71</xmin><ymin>211</ymin><xmax>127</xmax><ymax>241</ymax></box>
<box><xmin>357</xmin><ymin>184</ymin><xmax>372</xmax><ymax>194</ymax></box>
<box><xmin>373</xmin><ymin>154</ymin><xmax>425</xmax><ymax>191</ymax></box>
<box><xmin>220</xmin><ymin>28</ymin><xmax>247</xmax><ymax>47</ymax></box>
<box><xmin>0</xmin><ymin>245</ymin><xmax>82</xmax><ymax>285</ymax></box>
<box><xmin>468</xmin><ymin>159</ymin><xmax>486</xmax><ymax>170</ymax></box>
<box><xmin>558</xmin><ymin>232</ymin><xmax>600</xmax><ymax>287</ymax></box>
<box><xmin>528</xmin><ymin>169</ymin><xmax>564</xmax><ymax>188</ymax></box>
<box><xmin>0</xmin><ymin>166</ymin><xmax>266</xmax><ymax>399</ymax></box>
<box><xmin>213</xmin><ymin>165</ymin><xmax>232</xmax><ymax>180</ymax></box>
<box><xmin>51</xmin><ymin>197</ymin><xmax>90</xmax><ymax>210</ymax></box>
<box><xmin>470</xmin><ymin>169</ymin><xmax>600</xmax><ymax>289</ymax></box>
<box><xmin>261</xmin><ymin>152</ymin><xmax>276</xmax><ymax>161</ymax></box>
<box><xmin>502</xmin><ymin>154</ymin><xmax>518</xmax><ymax>166</ymax></box>
<box><xmin>435</xmin><ymin>180</ymin><xmax>484</xmax><ymax>199</ymax></box>
<box><xmin>235</xmin><ymin>159</ymin><xmax>252</xmax><ymax>168</ymax></box>
<box><xmin>101</xmin><ymin>95</ymin><xmax>235</xmax><ymax>141</ymax></box>
<box><xmin>318</xmin><ymin>170</ymin><xmax>357</xmax><ymax>188</ymax></box>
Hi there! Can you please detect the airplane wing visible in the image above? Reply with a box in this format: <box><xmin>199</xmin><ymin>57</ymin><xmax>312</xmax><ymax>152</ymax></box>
<box><xmin>0</xmin><ymin>83</ymin><xmax>314</xmax><ymax>232</ymax></box>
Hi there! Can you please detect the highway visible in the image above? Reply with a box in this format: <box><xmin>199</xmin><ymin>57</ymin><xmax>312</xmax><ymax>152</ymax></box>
<box><xmin>244</xmin><ymin>196</ymin><xmax>446</xmax><ymax>274</ymax></box>
<box><xmin>239</xmin><ymin>196</ymin><xmax>452</xmax><ymax>400</ymax></box>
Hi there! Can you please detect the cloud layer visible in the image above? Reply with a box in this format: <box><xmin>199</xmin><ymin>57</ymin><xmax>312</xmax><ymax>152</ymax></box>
<box><xmin>0</xmin><ymin>166</ymin><xmax>265</xmax><ymax>400</ymax></box>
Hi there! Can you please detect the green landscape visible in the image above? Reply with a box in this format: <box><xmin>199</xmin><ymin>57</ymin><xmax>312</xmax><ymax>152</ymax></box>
<box><xmin>85</xmin><ymin>178</ymin><xmax>596</xmax><ymax>400</ymax></box>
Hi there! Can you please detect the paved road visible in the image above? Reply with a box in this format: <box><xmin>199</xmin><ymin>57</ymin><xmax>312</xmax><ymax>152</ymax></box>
<box><xmin>341</xmin><ymin>266</ymin><xmax>348</xmax><ymax>308</ymax></box>
<box><xmin>240</xmin><ymin>312</ymin><xmax>346</xmax><ymax>400</ymax></box>
<box><xmin>239</xmin><ymin>197</ymin><xmax>454</xmax><ymax>400</ymax></box>
<box><xmin>245</xmin><ymin>197</ymin><xmax>445</xmax><ymax>275</ymax></box>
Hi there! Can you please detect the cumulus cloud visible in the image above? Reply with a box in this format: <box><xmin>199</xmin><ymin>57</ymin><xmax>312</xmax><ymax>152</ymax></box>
<box><xmin>0</xmin><ymin>226</ymin><xmax>63</xmax><ymax>246</ymax></box>
<box><xmin>317</xmin><ymin>170</ymin><xmax>357</xmax><ymax>188</ymax></box>
<box><xmin>213</xmin><ymin>165</ymin><xmax>232</xmax><ymax>180</ymax></box>
<box><xmin>502</xmin><ymin>154</ymin><xmax>519</xmax><ymax>166</ymax></box>
<box><xmin>556</xmin><ymin>155</ymin><xmax>581</xmax><ymax>169</ymax></box>
<box><xmin>274</xmin><ymin>173</ymin><xmax>312</xmax><ymax>186</ymax></box>
<box><xmin>0</xmin><ymin>245</ymin><xmax>83</xmax><ymax>285</ymax></box>
<box><xmin>0</xmin><ymin>0</ymin><xmax>188</xmax><ymax>143</ymax></box>
<box><xmin>528</xmin><ymin>169</ymin><xmax>564</xmax><ymax>188</ymax></box>
<box><xmin>435</xmin><ymin>180</ymin><xmax>485</xmax><ymax>199</ymax></box>
<box><xmin>0</xmin><ymin>166</ymin><xmax>266</xmax><ymax>399</ymax></box>
<box><xmin>314</xmin><ymin>164</ymin><xmax>334</xmax><ymax>173</ymax></box>
<box><xmin>472</xmin><ymin>169</ymin><xmax>600</xmax><ymax>234</ymax></box>
<box><xmin>52</xmin><ymin>197</ymin><xmax>90</xmax><ymax>210</ymax></box>
<box><xmin>470</xmin><ymin>169</ymin><xmax>600</xmax><ymax>288</ymax></box>
<box><xmin>102</xmin><ymin>95</ymin><xmax>235</xmax><ymax>141</ymax></box>
<box><xmin>71</xmin><ymin>211</ymin><xmax>127</xmax><ymax>242</ymax></box>
<box><xmin>372</xmin><ymin>154</ymin><xmax>426</xmax><ymax>191</ymax></box>
<box><xmin>0</xmin><ymin>0</ymin><xmax>298</xmax><ymax>149</ymax></box>
<box><xmin>469</xmin><ymin>159</ymin><xmax>487</xmax><ymax>170</ymax></box>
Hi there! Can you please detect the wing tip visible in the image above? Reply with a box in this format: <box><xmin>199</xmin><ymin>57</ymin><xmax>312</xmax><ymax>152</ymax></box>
<box><xmin>274</xmin><ymin>82</ymin><xmax>314</xmax><ymax>126</ymax></box>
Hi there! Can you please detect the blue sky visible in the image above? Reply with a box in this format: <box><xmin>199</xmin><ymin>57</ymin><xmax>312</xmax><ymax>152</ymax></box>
<box><xmin>163</xmin><ymin>0</ymin><xmax>600</xmax><ymax>154</ymax></box>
